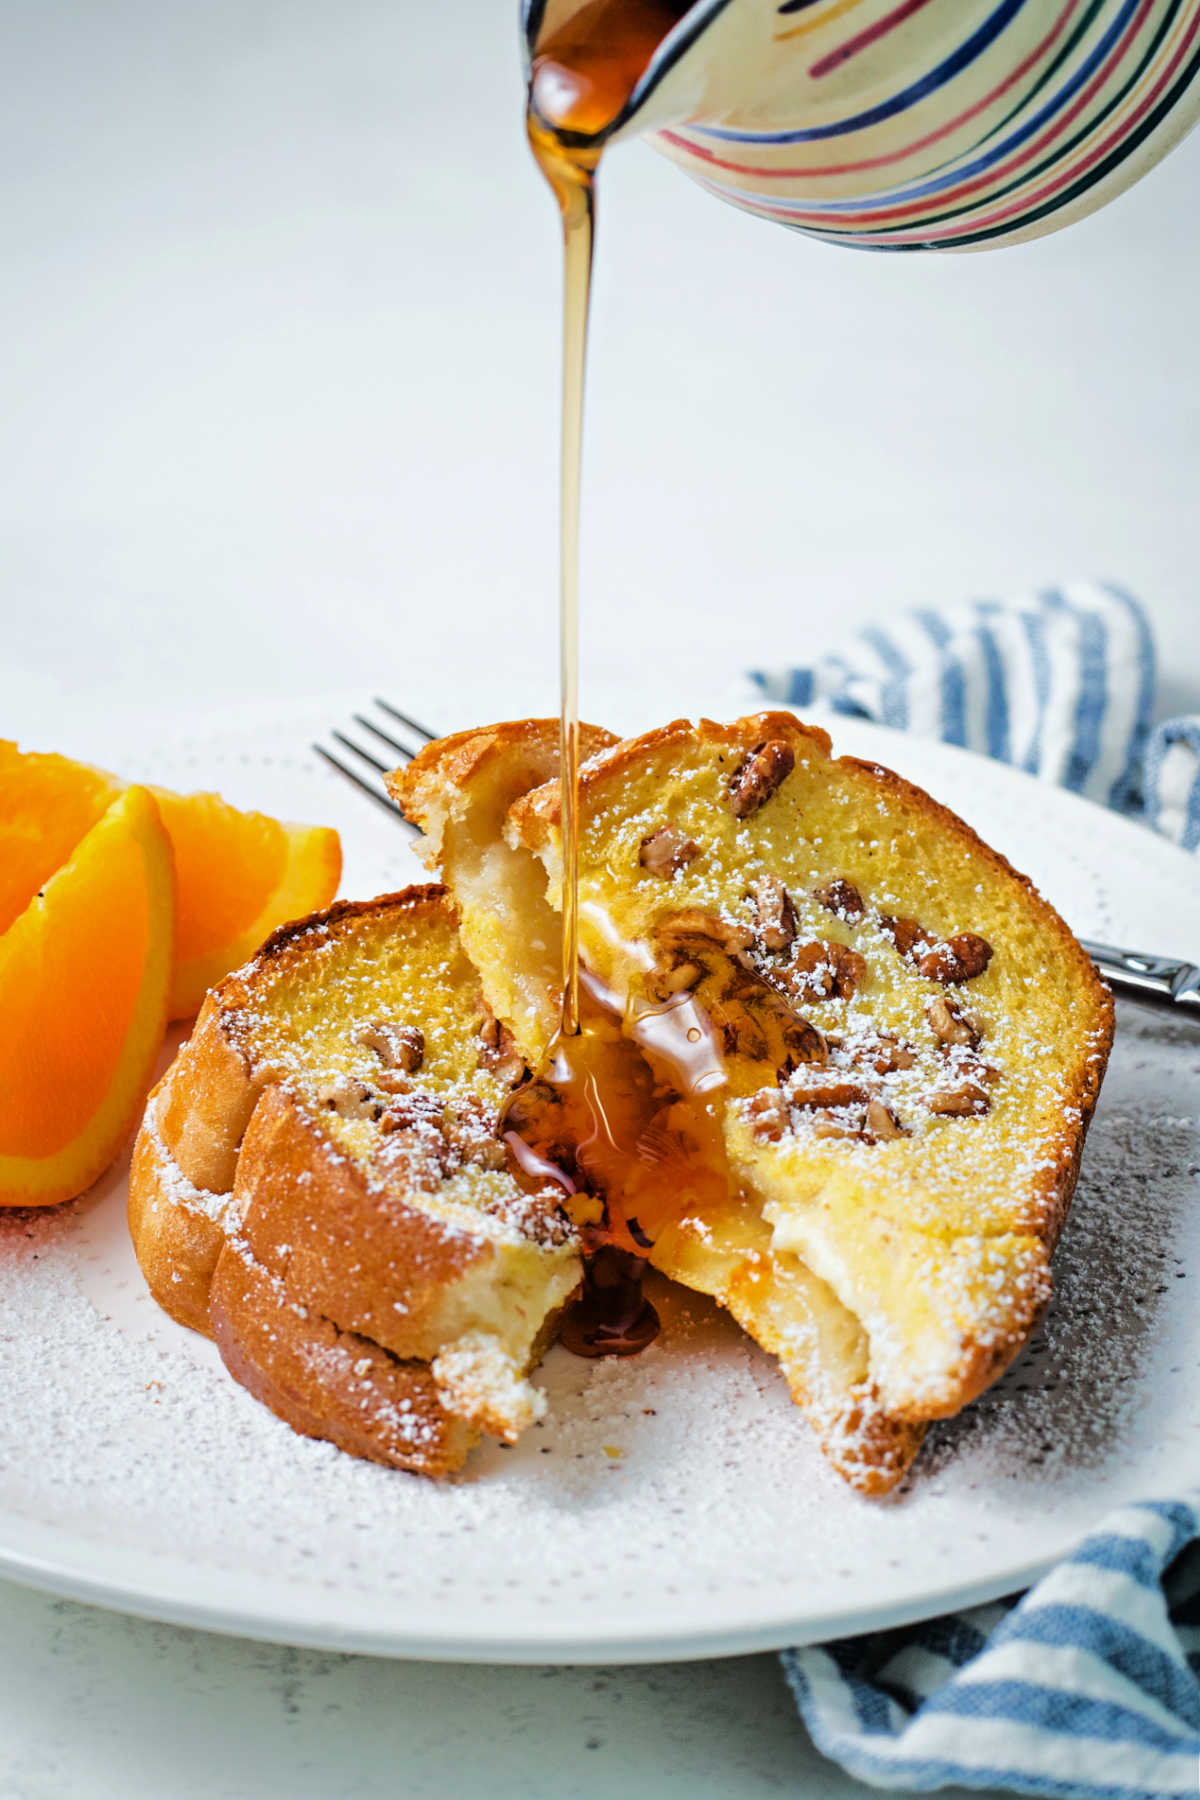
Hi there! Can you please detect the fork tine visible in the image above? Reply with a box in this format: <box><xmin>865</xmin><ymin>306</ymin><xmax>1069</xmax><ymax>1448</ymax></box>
<box><xmin>313</xmin><ymin>743</ymin><xmax>410</xmax><ymax>822</ymax></box>
<box><xmin>374</xmin><ymin>699</ymin><xmax>437</xmax><ymax>743</ymax></box>
<box><xmin>331</xmin><ymin>729</ymin><xmax>390</xmax><ymax>776</ymax></box>
<box><xmin>353</xmin><ymin>713</ymin><xmax>420</xmax><ymax>762</ymax></box>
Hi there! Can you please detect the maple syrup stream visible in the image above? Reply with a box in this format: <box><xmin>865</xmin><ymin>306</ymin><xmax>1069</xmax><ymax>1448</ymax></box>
<box><xmin>519</xmin><ymin>0</ymin><xmax>697</xmax><ymax>1357</ymax></box>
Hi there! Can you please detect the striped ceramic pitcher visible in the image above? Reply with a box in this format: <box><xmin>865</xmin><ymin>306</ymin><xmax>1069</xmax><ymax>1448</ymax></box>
<box><xmin>525</xmin><ymin>0</ymin><xmax>1200</xmax><ymax>250</ymax></box>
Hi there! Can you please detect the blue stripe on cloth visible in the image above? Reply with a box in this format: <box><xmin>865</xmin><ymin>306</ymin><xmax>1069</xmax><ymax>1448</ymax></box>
<box><xmin>1144</xmin><ymin>717</ymin><xmax>1200</xmax><ymax>848</ymax></box>
<box><xmin>1101</xmin><ymin>581</ymin><xmax>1157</xmax><ymax>811</ymax></box>
<box><xmin>1137</xmin><ymin>1499</ymin><xmax>1200</xmax><ymax>1560</ymax></box>
<box><xmin>922</xmin><ymin>1680</ymin><xmax>1194</xmax><ymax>1752</ymax></box>
<box><xmin>1069</xmin><ymin>1530</ymin><xmax>1187</xmax><ymax>1589</ymax></box>
<box><xmin>914</xmin><ymin>609</ymin><xmax>967</xmax><ymax>746</ymax></box>
<box><xmin>973</xmin><ymin>616</ymin><xmax>1012</xmax><ymax>762</ymax></box>
<box><xmin>996</xmin><ymin>1607</ymin><xmax>1200</xmax><ymax>1729</ymax></box>
<box><xmin>861</xmin><ymin>626</ymin><xmax>912</xmax><ymax>729</ymax></box>
<box><xmin>1019</xmin><ymin>602</ymin><xmax>1053</xmax><ymax>777</ymax></box>
<box><xmin>1041</xmin><ymin>584</ymin><xmax>1107</xmax><ymax>792</ymax></box>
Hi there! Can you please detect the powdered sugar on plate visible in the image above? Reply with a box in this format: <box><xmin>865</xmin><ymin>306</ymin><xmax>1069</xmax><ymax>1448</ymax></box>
<box><xmin>0</xmin><ymin>1002</ymin><xmax>1195</xmax><ymax>1658</ymax></box>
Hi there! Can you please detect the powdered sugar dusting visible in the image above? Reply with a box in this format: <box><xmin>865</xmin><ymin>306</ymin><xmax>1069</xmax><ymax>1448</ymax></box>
<box><xmin>0</xmin><ymin>1001</ymin><xmax>1195</xmax><ymax>1649</ymax></box>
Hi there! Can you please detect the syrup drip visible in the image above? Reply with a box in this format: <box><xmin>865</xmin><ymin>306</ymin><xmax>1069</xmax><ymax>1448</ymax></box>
<box><xmin>522</xmin><ymin>0</ymin><xmax>700</xmax><ymax>1356</ymax></box>
<box><xmin>504</xmin><ymin>974</ymin><xmax>730</xmax><ymax>1357</ymax></box>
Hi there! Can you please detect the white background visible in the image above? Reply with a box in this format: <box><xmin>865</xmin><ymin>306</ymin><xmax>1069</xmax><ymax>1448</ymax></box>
<box><xmin>1</xmin><ymin>0</ymin><xmax>1197</xmax><ymax>1794</ymax></box>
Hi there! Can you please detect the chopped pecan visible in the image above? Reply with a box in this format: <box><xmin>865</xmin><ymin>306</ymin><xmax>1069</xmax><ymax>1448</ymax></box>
<box><xmin>729</xmin><ymin>740</ymin><xmax>794</xmax><ymax>819</ymax></box>
<box><xmin>501</xmin><ymin>1079</ymin><xmax>561</xmax><ymax>1140</ymax></box>
<box><xmin>483</xmin><ymin>1186</ymin><xmax>574</xmax><ymax>1248</ymax></box>
<box><xmin>810</xmin><ymin>1111</ymin><xmax>866</xmax><ymax>1141</ymax></box>
<box><xmin>375</xmin><ymin>1069</ymin><xmax>413</xmax><ymax>1096</ymax></box>
<box><xmin>926</xmin><ymin>993</ymin><xmax>980</xmax><ymax>1048</ymax></box>
<box><xmin>749</xmin><ymin>874</ymin><xmax>797</xmax><ymax>952</ymax></box>
<box><xmin>718</xmin><ymin>1011</ymin><xmax>768</xmax><ymax>1061</ymax></box>
<box><xmin>658</xmin><ymin>959</ymin><xmax>704</xmax><ymax>995</ymax></box>
<box><xmin>916</xmin><ymin>932</ymin><xmax>993</xmax><ymax>985</ymax></box>
<box><xmin>639</xmin><ymin>824</ymin><xmax>701</xmax><ymax>877</ymax></box>
<box><xmin>655</xmin><ymin>910</ymin><xmax>755</xmax><ymax>968</ymax></box>
<box><xmin>865</xmin><ymin>1098</ymin><xmax>908</xmax><ymax>1141</ymax></box>
<box><xmin>772</xmin><ymin>940</ymin><xmax>867</xmax><ymax>1004</ymax></box>
<box><xmin>877</xmin><ymin>914</ymin><xmax>934</xmax><ymax>961</ymax></box>
<box><xmin>926</xmin><ymin>1081</ymin><xmax>992</xmax><ymax>1117</ymax></box>
<box><xmin>812</xmin><ymin>878</ymin><xmax>864</xmax><ymax>922</ymax></box>
<box><xmin>779</xmin><ymin>1010</ymin><xmax>827</xmax><ymax>1068</ymax></box>
<box><xmin>653</xmin><ymin>909</ymin><xmax>824</xmax><ymax>1075</ymax></box>
<box><xmin>746</xmin><ymin>1088</ymin><xmax>790</xmax><ymax>1142</ymax></box>
<box><xmin>788</xmin><ymin>1077</ymin><xmax>873</xmax><ymax>1110</ymax></box>
<box><xmin>956</xmin><ymin>1052</ymin><xmax>1000</xmax><ymax>1088</ymax></box>
<box><xmin>313</xmin><ymin>1075</ymin><xmax>383</xmax><ymax>1122</ymax></box>
<box><xmin>443</xmin><ymin>1097</ymin><xmax>507</xmax><ymax>1170</ymax></box>
<box><xmin>377</xmin><ymin>1089</ymin><xmax>448</xmax><ymax>1135</ymax></box>
<box><xmin>371</xmin><ymin>1132</ymin><xmax>447</xmax><ymax>1194</ymax></box>
<box><xmin>477</xmin><ymin>1012</ymin><xmax>527</xmax><ymax>1085</ymax></box>
<box><xmin>862</xmin><ymin>1030</ymin><xmax>916</xmax><ymax>1074</ymax></box>
<box><xmin>355</xmin><ymin>1020</ymin><xmax>424</xmax><ymax>1073</ymax></box>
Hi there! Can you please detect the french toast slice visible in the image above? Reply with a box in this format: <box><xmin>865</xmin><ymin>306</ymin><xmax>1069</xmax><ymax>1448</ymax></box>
<box><xmin>129</xmin><ymin>888</ymin><xmax>581</xmax><ymax>1475</ymax></box>
<box><xmin>508</xmin><ymin>713</ymin><xmax>1113</xmax><ymax>1433</ymax></box>
<box><xmin>396</xmin><ymin>721</ymin><xmax>925</xmax><ymax>1492</ymax></box>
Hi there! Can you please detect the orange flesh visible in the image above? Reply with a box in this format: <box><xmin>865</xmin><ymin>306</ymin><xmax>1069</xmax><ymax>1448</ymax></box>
<box><xmin>153</xmin><ymin>790</ymin><xmax>288</xmax><ymax>955</ymax></box>
<box><xmin>0</xmin><ymin>742</ymin><xmax>123</xmax><ymax>937</ymax></box>
<box><xmin>0</xmin><ymin>786</ymin><xmax>174</xmax><ymax>1203</ymax></box>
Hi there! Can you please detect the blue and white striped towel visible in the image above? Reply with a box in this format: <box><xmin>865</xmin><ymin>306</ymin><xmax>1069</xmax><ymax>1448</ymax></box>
<box><xmin>749</xmin><ymin>581</ymin><xmax>1200</xmax><ymax>1797</ymax></box>
<box><xmin>749</xmin><ymin>581</ymin><xmax>1200</xmax><ymax>852</ymax></box>
<box><xmin>784</xmin><ymin>1497</ymin><xmax>1200</xmax><ymax>1798</ymax></box>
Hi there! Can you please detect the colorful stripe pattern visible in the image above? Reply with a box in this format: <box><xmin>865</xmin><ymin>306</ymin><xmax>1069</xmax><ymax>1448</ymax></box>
<box><xmin>654</xmin><ymin>0</ymin><xmax>1200</xmax><ymax>249</ymax></box>
<box><xmin>782</xmin><ymin>1494</ymin><xmax>1200</xmax><ymax>1798</ymax></box>
<box><xmin>746</xmin><ymin>580</ymin><xmax>1200</xmax><ymax>851</ymax></box>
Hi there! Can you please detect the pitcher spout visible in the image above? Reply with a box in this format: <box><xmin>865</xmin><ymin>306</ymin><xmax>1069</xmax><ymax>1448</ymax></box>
<box><xmin>523</xmin><ymin>0</ymin><xmax>744</xmax><ymax>149</ymax></box>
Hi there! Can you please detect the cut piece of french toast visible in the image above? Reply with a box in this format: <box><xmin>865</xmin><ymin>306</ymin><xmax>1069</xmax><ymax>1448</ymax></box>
<box><xmin>396</xmin><ymin>720</ymin><xmax>924</xmax><ymax>1492</ymax></box>
<box><xmin>507</xmin><ymin>713</ymin><xmax>1114</xmax><ymax>1436</ymax></box>
<box><xmin>129</xmin><ymin>888</ymin><xmax>581</xmax><ymax>1476</ymax></box>
<box><xmin>394</xmin><ymin>719</ymin><xmax>617</xmax><ymax>1062</ymax></box>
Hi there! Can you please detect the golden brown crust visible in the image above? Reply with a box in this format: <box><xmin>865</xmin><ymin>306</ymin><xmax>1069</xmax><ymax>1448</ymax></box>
<box><xmin>392</xmin><ymin>719</ymin><xmax>617</xmax><ymax>838</ymax></box>
<box><xmin>834</xmin><ymin>754</ymin><xmax>1115</xmax><ymax>1272</ymax></box>
<box><xmin>509</xmin><ymin>713</ymin><xmax>832</xmax><ymax>839</ymax></box>
<box><xmin>209</xmin><ymin>1240</ymin><xmax>477</xmax><ymax>1477</ymax></box>
<box><xmin>721</xmin><ymin>1253</ymin><xmax>925</xmax><ymax>1496</ymax></box>
<box><xmin>231</xmin><ymin>1083</ymin><xmax>493</xmax><ymax>1363</ymax></box>
<box><xmin>128</xmin><ymin>890</ymin><xmax>463</xmax><ymax>1328</ymax></box>
<box><xmin>127</xmin><ymin>1076</ymin><xmax>227</xmax><ymax>1336</ymax></box>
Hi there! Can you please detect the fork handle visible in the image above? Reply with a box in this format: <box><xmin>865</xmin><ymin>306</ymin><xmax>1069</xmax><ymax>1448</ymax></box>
<box><xmin>1080</xmin><ymin>939</ymin><xmax>1200</xmax><ymax>1016</ymax></box>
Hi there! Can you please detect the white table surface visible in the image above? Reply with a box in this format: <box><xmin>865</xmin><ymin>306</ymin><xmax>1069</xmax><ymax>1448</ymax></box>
<box><xmin>1</xmin><ymin>1</ymin><xmax>1197</xmax><ymax>1795</ymax></box>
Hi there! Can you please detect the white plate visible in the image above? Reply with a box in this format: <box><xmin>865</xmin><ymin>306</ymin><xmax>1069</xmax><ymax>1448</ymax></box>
<box><xmin>1</xmin><ymin>701</ymin><xmax>1197</xmax><ymax>1664</ymax></box>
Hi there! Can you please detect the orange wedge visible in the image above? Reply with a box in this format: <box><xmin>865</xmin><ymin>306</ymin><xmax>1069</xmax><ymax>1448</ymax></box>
<box><xmin>0</xmin><ymin>742</ymin><xmax>342</xmax><ymax>1020</ymax></box>
<box><xmin>152</xmin><ymin>790</ymin><xmax>341</xmax><ymax>1017</ymax></box>
<box><xmin>0</xmin><ymin>786</ymin><xmax>175</xmax><ymax>1207</ymax></box>
<box><xmin>0</xmin><ymin>741</ymin><xmax>124</xmax><ymax>938</ymax></box>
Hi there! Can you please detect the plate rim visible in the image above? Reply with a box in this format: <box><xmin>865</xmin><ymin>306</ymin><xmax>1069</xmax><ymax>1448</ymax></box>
<box><xmin>0</xmin><ymin>1521</ymin><xmax>1064</xmax><ymax>1664</ymax></box>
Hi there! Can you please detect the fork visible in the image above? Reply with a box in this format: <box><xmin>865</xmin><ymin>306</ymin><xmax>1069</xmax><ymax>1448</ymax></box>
<box><xmin>314</xmin><ymin>702</ymin><xmax>1200</xmax><ymax>1019</ymax></box>
<box><xmin>313</xmin><ymin>698</ymin><xmax>435</xmax><ymax>824</ymax></box>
